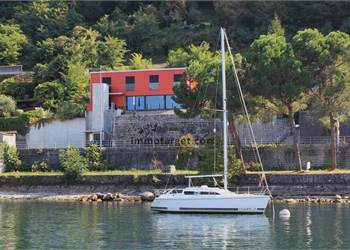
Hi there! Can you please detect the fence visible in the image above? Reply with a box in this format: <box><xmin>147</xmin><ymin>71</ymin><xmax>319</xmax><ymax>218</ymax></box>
<box><xmin>0</xmin><ymin>65</ymin><xmax>23</xmax><ymax>75</ymax></box>
<box><xmin>240</xmin><ymin>136</ymin><xmax>350</xmax><ymax>146</ymax></box>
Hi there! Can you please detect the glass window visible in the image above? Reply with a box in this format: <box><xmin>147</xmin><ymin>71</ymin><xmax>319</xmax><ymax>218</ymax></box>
<box><xmin>93</xmin><ymin>133</ymin><xmax>100</xmax><ymax>141</ymax></box>
<box><xmin>166</xmin><ymin>95</ymin><xmax>181</xmax><ymax>109</ymax></box>
<box><xmin>125</xmin><ymin>76</ymin><xmax>135</xmax><ymax>91</ymax></box>
<box><xmin>184</xmin><ymin>191</ymin><xmax>196</xmax><ymax>195</ymax></box>
<box><xmin>149</xmin><ymin>75</ymin><xmax>159</xmax><ymax>90</ymax></box>
<box><xmin>146</xmin><ymin>96</ymin><xmax>164</xmax><ymax>110</ymax></box>
<box><xmin>170</xmin><ymin>189</ymin><xmax>183</xmax><ymax>194</ymax></box>
<box><xmin>200</xmin><ymin>192</ymin><xmax>220</xmax><ymax>195</ymax></box>
<box><xmin>126</xmin><ymin>96</ymin><xmax>135</xmax><ymax>111</ymax></box>
<box><xmin>173</xmin><ymin>74</ymin><xmax>183</xmax><ymax>86</ymax></box>
<box><xmin>102</xmin><ymin>77</ymin><xmax>112</xmax><ymax>85</ymax></box>
<box><xmin>149</xmin><ymin>75</ymin><xmax>159</xmax><ymax>83</ymax></box>
<box><xmin>126</xmin><ymin>96</ymin><xmax>145</xmax><ymax>110</ymax></box>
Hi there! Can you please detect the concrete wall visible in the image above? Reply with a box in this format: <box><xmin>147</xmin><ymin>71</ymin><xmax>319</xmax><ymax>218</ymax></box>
<box><xmin>25</xmin><ymin>118</ymin><xmax>85</xmax><ymax>149</ymax></box>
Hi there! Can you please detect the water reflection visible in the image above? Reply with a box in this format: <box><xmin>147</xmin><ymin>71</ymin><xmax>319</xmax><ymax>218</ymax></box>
<box><xmin>151</xmin><ymin>212</ymin><xmax>269</xmax><ymax>249</ymax></box>
<box><xmin>0</xmin><ymin>201</ymin><xmax>349</xmax><ymax>249</ymax></box>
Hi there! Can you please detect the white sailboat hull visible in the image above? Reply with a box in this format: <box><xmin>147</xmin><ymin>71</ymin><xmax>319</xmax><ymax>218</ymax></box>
<box><xmin>152</xmin><ymin>194</ymin><xmax>270</xmax><ymax>213</ymax></box>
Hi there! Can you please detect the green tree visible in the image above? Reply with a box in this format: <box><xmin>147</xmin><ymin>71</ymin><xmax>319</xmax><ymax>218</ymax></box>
<box><xmin>246</xmin><ymin>33</ymin><xmax>310</xmax><ymax>171</ymax></box>
<box><xmin>128</xmin><ymin>53</ymin><xmax>153</xmax><ymax>69</ymax></box>
<box><xmin>63</xmin><ymin>63</ymin><xmax>89</xmax><ymax>104</ymax></box>
<box><xmin>59</xmin><ymin>26</ymin><xmax>100</xmax><ymax>67</ymax></box>
<box><xmin>293</xmin><ymin>29</ymin><xmax>350</xmax><ymax>169</ymax></box>
<box><xmin>14</xmin><ymin>1</ymin><xmax>80</xmax><ymax>41</ymax></box>
<box><xmin>98</xmin><ymin>36</ymin><xmax>128</xmax><ymax>69</ymax></box>
<box><xmin>267</xmin><ymin>14</ymin><xmax>285</xmax><ymax>36</ymax></box>
<box><xmin>0</xmin><ymin>77</ymin><xmax>35</xmax><ymax>100</ymax></box>
<box><xmin>170</xmin><ymin>42</ymin><xmax>220</xmax><ymax>118</ymax></box>
<box><xmin>0</xmin><ymin>95</ymin><xmax>16</xmax><ymax>117</ymax></box>
<box><xmin>30</xmin><ymin>38</ymin><xmax>61</xmax><ymax>67</ymax></box>
<box><xmin>169</xmin><ymin>43</ymin><xmax>247</xmax><ymax>161</ymax></box>
<box><xmin>34</xmin><ymin>81</ymin><xmax>64</xmax><ymax>111</ymax></box>
<box><xmin>33</xmin><ymin>55</ymin><xmax>69</xmax><ymax>84</ymax></box>
<box><xmin>55</xmin><ymin>101</ymin><xmax>85</xmax><ymax>120</ymax></box>
<box><xmin>0</xmin><ymin>23</ymin><xmax>27</xmax><ymax>64</ymax></box>
<box><xmin>118</xmin><ymin>6</ymin><xmax>162</xmax><ymax>55</ymax></box>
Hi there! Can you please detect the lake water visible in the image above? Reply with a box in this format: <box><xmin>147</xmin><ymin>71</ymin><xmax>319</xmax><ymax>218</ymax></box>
<box><xmin>0</xmin><ymin>201</ymin><xmax>349</xmax><ymax>249</ymax></box>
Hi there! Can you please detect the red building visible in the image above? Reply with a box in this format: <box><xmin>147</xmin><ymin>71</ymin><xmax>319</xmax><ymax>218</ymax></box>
<box><xmin>87</xmin><ymin>67</ymin><xmax>186</xmax><ymax>111</ymax></box>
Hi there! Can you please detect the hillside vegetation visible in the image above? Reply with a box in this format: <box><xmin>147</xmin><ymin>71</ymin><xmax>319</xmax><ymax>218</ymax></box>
<box><xmin>0</xmin><ymin>1</ymin><xmax>350</xmax><ymax>170</ymax></box>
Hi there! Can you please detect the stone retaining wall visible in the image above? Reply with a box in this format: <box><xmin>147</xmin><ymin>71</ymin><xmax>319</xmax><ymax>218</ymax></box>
<box><xmin>2</xmin><ymin>173</ymin><xmax>350</xmax><ymax>197</ymax></box>
<box><xmin>242</xmin><ymin>144</ymin><xmax>350</xmax><ymax>170</ymax></box>
<box><xmin>18</xmin><ymin>144</ymin><xmax>350</xmax><ymax>170</ymax></box>
<box><xmin>0</xmin><ymin>173</ymin><xmax>349</xmax><ymax>187</ymax></box>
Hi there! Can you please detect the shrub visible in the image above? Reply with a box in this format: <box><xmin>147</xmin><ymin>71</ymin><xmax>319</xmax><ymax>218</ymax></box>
<box><xmin>31</xmin><ymin>160</ymin><xmax>49</xmax><ymax>172</ymax></box>
<box><xmin>55</xmin><ymin>101</ymin><xmax>85</xmax><ymax>120</ymax></box>
<box><xmin>310</xmin><ymin>165</ymin><xmax>331</xmax><ymax>170</ymax></box>
<box><xmin>59</xmin><ymin>146</ymin><xmax>87</xmax><ymax>181</ymax></box>
<box><xmin>3</xmin><ymin>144</ymin><xmax>21</xmax><ymax>172</ymax></box>
<box><xmin>198</xmin><ymin>138</ymin><xmax>244</xmax><ymax>179</ymax></box>
<box><xmin>246</xmin><ymin>162</ymin><xmax>262</xmax><ymax>171</ymax></box>
<box><xmin>0</xmin><ymin>142</ymin><xmax>7</xmax><ymax>160</ymax></box>
<box><xmin>84</xmin><ymin>144</ymin><xmax>103</xmax><ymax>170</ymax></box>
<box><xmin>175</xmin><ymin>134</ymin><xmax>198</xmax><ymax>170</ymax></box>
<box><xmin>1</xmin><ymin>77</ymin><xmax>35</xmax><ymax>100</ymax></box>
<box><xmin>0</xmin><ymin>94</ymin><xmax>16</xmax><ymax>117</ymax></box>
<box><xmin>0</xmin><ymin>108</ymin><xmax>53</xmax><ymax>135</ymax></box>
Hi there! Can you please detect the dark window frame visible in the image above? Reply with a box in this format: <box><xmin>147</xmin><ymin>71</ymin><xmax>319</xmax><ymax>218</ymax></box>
<box><xmin>125</xmin><ymin>76</ymin><xmax>135</xmax><ymax>91</ymax></box>
<box><xmin>149</xmin><ymin>75</ymin><xmax>159</xmax><ymax>90</ymax></box>
<box><xmin>184</xmin><ymin>191</ymin><xmax>196</xmax><ymax>195</ymax></box>
<box><xmin>102</xmin><ymin>77</ymin><xmax>112</xmax><ymax>85</ymax></box>
<box><xmin>173</xmin><ymin>74</ymin><xmax>183</xmax><ymax>83</ymax></box>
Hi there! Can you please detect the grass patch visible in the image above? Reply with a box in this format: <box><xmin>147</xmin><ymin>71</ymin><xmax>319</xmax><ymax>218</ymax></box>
<box><xmin>0</xmin><ymin>171</ymin><xmax>63</xmax><ymax>177</ymax></box>
<box><xmin>85</xmin><ymin>170</ymin><xmax>199</xmax><ymax>176</ymax></box>
<box><xmin>247</xmin><ymin>169</ymin><xmax>350</xmax><ymax>175</ymax></box>
<box><xmin>0</xmin><ymin>170</ymin><xmax>199</xmax><ymax>177</ymax></box>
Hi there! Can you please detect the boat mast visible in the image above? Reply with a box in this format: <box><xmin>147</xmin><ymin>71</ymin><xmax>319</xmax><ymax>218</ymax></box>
<box><xmin>221</xmin><ymin>28</ymin><xmax>228</xmax><ymax>190</ymax></box>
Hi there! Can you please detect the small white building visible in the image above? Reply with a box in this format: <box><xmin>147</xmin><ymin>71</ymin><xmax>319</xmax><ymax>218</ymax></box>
<box><xmin>0</xmin><ymin>131</ymin><xmax>17</xmax><ymax>148</ymax></box>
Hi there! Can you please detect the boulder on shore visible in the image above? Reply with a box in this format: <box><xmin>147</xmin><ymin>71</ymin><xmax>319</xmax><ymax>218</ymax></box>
<box><xmin>140</xmin><ymin>191</ymin><xmax>155</xmax><ymax>202</ymax></box>
<box><xmin>102</xmin><ymin>193</ymin><xmax>114</xmax><ymax>201</ymax></box>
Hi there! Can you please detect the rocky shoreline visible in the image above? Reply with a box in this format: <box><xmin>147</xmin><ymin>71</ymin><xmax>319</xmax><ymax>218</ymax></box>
<box><xmin>1</xmin><ymin>191</ymin><xmax>350</xmax><ymax>205</ymax></box>
<box><xmin>79</xmin><ymin>191</ymin><xmax>155</xmax><ymax>203</ymax></box>
<box><xmin>273</xmin><ymin>195</ymin><xmax>350</xmax><ymax>204</ymax></box>
<box><xmin>0</xmin><ymin>191</ymin><xmax>155</xmax><ymax>202</ymax></box>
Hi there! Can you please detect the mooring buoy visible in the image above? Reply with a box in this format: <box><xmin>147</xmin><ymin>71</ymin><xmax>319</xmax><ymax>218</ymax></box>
<box><xmin>279</xmin><ymin>209</ymin><xmax>291</xmax><ymax>218</ymax></box>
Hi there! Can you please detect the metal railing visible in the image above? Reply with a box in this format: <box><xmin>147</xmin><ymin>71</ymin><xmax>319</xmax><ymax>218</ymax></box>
<box><xmin>0</xmin><ymin>65</ymin><xmax>23</xmax><ymax>75</ymax></box>
<box><xmin>240</xmin><ymin>136</ymin><xmax>350</xmax><ymax>146</ymax></box>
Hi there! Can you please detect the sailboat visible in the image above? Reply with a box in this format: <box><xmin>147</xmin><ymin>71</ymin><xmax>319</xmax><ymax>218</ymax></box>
<box><xmin>151</xmin><ymin>28</ymin><xmax>270</xmax><ymax>213</ymax></box>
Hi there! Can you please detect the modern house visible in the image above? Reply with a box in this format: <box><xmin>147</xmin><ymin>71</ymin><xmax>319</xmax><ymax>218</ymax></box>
<box><xmin>85</xmin><ymin>67</ymin><xmax>186</xmax><ymax>144</ymax></box>
<box><xmin>87</xmin><ymin>67</ymin><xmax>186</xmax><ymax>112</ymax></box>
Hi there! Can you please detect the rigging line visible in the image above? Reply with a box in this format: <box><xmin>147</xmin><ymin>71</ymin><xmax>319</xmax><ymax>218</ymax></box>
<box><xmin>224</xmin><ymin>49</ymin><xmax>248</xmax><ymax>167</ymax></box>
<box><xmin>224</xmin><ymin>31</ymin><xmax>272</xmax><ymax>197</ymax></box>
<box><xmin>213</xmin><ymin>63</ymin><xmax>221</xmax><ymax>174</ymax></box>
